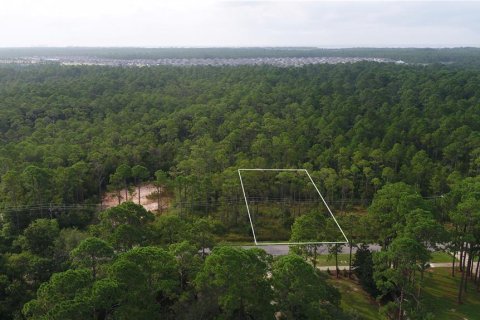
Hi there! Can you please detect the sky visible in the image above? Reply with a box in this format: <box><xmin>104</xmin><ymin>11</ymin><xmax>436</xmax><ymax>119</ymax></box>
<box><xmin>0</xmin><ymin>0</ymin><xmax>479</xmax><ymax>48</ymax></box>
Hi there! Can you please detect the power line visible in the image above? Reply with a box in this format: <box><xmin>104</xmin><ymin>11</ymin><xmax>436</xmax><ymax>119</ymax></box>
<box><xmin>0</xmin><ymin>203</ymin><xmax>99</xmax><ymax>213</ymax></box>
<box><xmin>0</xmin><ymin>194</ymin><xmax>444</xmax><ymax>213</ymax></box>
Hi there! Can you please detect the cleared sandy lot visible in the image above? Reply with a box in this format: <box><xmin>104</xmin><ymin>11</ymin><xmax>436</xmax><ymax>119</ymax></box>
<box><xmin>101</xmin><ymin>183</ymin><xmax>169</xmax><ymax>212</ymax></box>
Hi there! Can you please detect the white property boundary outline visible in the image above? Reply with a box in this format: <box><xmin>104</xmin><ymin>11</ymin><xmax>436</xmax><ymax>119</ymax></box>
<box><xmin>238</xmin><ymin>168</ymin><xmax>349</xmax><ymax>246</ymax></box>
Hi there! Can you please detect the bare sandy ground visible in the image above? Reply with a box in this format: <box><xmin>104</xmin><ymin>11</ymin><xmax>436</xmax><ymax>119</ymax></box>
<box><xmin>101</xmin><ymin>183</ymin><xmax>168</xmax><ymax>212</ymax></box>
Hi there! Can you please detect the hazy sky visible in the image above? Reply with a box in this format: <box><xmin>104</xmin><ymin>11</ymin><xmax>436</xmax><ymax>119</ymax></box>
<box><xmin>0</xmin><ymin>0</ymin><xmax>479</xmax><ymax>47</ymax></box>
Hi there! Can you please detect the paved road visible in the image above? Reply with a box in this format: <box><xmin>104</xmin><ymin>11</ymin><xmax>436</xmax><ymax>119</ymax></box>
<box><xmin>243</xmin><ymin>244</ymin><xmax>382</xmax><ymax>256</ymax></box>
<box><xmin>240</xmin><ymin>244</ymin><xmax>478</xmax><ymax>272</ymax></box>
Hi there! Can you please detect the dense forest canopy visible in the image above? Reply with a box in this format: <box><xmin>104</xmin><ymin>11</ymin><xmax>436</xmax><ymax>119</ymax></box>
<box><xmin>0</xmin><ymin>54</ymin><xmax>480</xmax><ymax>319</ymax></box>
<box><xmin>0</xmin><ymin>62</ymin><xmax>479</xmax><ymax>210</ymax></box>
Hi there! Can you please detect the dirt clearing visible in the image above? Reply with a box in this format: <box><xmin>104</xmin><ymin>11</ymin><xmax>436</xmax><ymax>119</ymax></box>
<box><xmin>101</xmin><ymin>183</ymin><xmax>169</xmax><ymax>212</ymax></box>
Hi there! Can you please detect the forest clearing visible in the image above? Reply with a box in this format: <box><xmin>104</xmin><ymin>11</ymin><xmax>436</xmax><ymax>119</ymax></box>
<box><xmin>101</xmin><ymin>183</ymin><xmax>169</xmax><ymax>212</ymax></box>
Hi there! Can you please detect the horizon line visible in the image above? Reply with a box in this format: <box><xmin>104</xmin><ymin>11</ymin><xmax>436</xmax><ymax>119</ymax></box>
<box><xmin>0</xmin><ymin>46</ymin><xmax>479</xmax><ymax>50</ymax></box>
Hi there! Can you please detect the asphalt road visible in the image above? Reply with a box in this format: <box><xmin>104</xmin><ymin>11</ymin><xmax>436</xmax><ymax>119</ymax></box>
<box><xmin>242</xmin><ymin>244</ymin><xmax>382</xmax><ymax>256</ymax></box>
<box><xmin>240</xmin><ymin>244</ymin><xmax>470</xmax><ymax>272</ymax></box>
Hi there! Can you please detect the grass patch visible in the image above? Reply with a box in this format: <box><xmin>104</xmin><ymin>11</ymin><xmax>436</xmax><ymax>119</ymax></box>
<box><xmin>315</xmin><ymin>251</ymin><xmax>456</xmax><ymax>268</ymax></box>
<box><xmin>422</xmin><ymin>267</ymin><xmax>480</xmax><ymax>320</ymax></box>
<box><xmin>325</xmin><ymin>266</ymin><xmax>480</xmax><ymax>320</ymax></box>
<box><xmin>430</xmin><ymin>251</ymin><xmax>457</xmax><ymax>263</ymax></box>
<box><xmin>218</xmin><ymin>240</ymin><xmax>256</xmax><ymax>246</ymax></box>
<box><xmin>316</xmin><ymin>253</ymin><xmax>351</xmax><ymax>267</ymax></box>
<box><xmin>327</xmin><ymin>276</ymin><xmax>379</xmax><ymax>320</ymax></box>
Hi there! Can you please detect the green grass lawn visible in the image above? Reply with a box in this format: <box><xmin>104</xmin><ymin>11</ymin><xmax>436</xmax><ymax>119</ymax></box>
<box><xmin>422</xmin><ymin>267</ymin><xmax>480</xmax><ymax>320</ymax></box>
<box><xmin>327</xmin><ymin>277</ymin><xmax>380</xmax><ymax>320</ymax></box>
<box><xmin>328</xmin><ymin>267</ymin><xmax>480</xmax><ymax>320</ymax></box>
<box><xmin>316</xmin><ymin>253</ymin><xmax>350</xmax><ymax>267</ymax></box>
<box><xmin>430</xmin><ymin>251</ymin><xmax>457</xmax><ymax>263</ymax></box>
<box><xmin>316</xmin><ymin>251</ymin><xmax>456</xmax><ymax>267</ymax></box>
